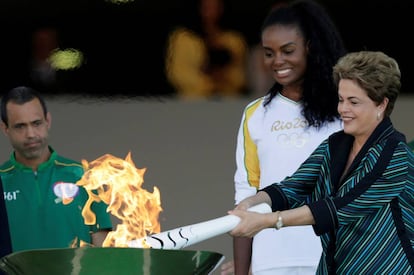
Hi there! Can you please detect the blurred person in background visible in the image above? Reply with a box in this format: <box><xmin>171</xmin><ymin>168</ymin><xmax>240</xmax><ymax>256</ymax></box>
<box><xmin>222</xmin><ymin>0</ymin><xmax>346</xmax><ymax>274</ymax></box>
<box><xmin>165</xmin><ymin>0</ymin><xmax>248</xmax><ymax>99</ymax></box>
<box><xmin>29</xmin><ymin>26</ymin><xmax>60</xmax><ymax>92</ymax></box>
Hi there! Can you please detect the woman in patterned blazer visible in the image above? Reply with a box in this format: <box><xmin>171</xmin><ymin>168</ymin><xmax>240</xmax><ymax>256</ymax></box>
<box><xmin>227</xmin><ymin>51</ymin><xmax>414</xmax><ymax>275</ymax></box>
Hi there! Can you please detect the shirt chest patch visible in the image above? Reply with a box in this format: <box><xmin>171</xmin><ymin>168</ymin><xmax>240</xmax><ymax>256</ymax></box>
<box><xmin>53</xmin><ymin>182</ymin><xmax>79</xmax><ymax>204</ymax></box>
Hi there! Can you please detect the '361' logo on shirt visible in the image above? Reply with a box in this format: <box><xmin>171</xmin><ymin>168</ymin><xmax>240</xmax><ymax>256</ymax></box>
<box><xmin>3</xmin><ymin>190</ymin><xmax>20</xmax><ymax>201</ymax></box>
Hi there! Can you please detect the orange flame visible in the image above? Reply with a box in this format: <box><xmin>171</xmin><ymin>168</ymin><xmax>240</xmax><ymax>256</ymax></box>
<box><xmin>76</xmin><ymin>152</ymin><xmax>162</xmax><ymax>247</ymax></box>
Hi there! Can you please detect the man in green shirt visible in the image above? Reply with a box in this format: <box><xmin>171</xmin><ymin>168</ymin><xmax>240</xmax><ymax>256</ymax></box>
<box><xmin>0</xmin><ymin>86</ymin><xmax>112</xmax><ymax>253</ymax></box>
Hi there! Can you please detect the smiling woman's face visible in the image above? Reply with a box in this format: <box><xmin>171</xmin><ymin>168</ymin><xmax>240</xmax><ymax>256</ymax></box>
<box><xmin>337</xmin><ymin>78</ymin><xmax>387</xmax><ymax>143</ymax></box>
<box><xmin>261</xmin><ymin>24</ymin><xmax>308</xmax><ymax>88</ymax></box>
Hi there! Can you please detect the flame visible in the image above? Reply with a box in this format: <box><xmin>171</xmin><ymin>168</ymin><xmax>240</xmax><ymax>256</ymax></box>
<box><xmin>76</xmin><ymin>152</ymin><xmax>162</xmax><ymax>247</ymax></box>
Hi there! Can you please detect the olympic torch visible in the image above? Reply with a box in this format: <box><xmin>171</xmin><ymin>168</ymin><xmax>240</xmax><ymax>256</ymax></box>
<box><xmin>128</xmin><ymin>203</ymin><xmax>272</xmax><ymax>249</ymax></box>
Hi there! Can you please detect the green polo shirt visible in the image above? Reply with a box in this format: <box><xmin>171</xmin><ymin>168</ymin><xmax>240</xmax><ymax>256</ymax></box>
<box><xmin>0</xmin><ymin>148</ymin><xmax>112</xmax><ymax>252</ymax></box>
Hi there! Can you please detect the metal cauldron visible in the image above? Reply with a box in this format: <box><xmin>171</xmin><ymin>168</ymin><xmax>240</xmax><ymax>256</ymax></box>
<box><xmin>0</xmin><ymin>247</ymin><xmax>224</xmax><ymax>275</ymax></box>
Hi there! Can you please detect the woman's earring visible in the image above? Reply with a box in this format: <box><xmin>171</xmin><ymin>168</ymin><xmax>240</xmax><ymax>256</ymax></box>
<box><xmin>377</xmin><ymin>112</ymin><xmax>381</xmax><ymax>120</ymax></box>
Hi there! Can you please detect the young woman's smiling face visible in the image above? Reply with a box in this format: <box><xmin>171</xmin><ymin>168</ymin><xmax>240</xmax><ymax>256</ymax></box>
<box><xmin>261</xmin><ymin>24</ymin><xmax>308</xmax><ymax>88</ymax></box>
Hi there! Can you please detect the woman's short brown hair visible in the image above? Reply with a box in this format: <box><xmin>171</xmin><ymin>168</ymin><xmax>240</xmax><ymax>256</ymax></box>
<box><xmin>333</xmin><ymin>51</ymin><xmax>401</xmax><ymax>117</ymax></box>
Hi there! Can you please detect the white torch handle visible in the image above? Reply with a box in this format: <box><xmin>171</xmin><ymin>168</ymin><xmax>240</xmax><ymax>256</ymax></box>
<box><xmin>128</xmin><ymin>203</ymin><xmax>271</xmax><ymax>249</ymax></box>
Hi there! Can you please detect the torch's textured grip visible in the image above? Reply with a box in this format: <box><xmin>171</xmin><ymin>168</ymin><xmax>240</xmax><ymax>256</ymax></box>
<box><xmin>128</xmin><ymin>203</ymin><xmax>271</xmax><ymax>250</ymax></box>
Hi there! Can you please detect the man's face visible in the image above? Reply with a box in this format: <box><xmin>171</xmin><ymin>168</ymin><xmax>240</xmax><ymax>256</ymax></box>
<box><xmin>1</xmin><ymin>98</ymin><xmax>51</xmax><ymax>164</ymax></box>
